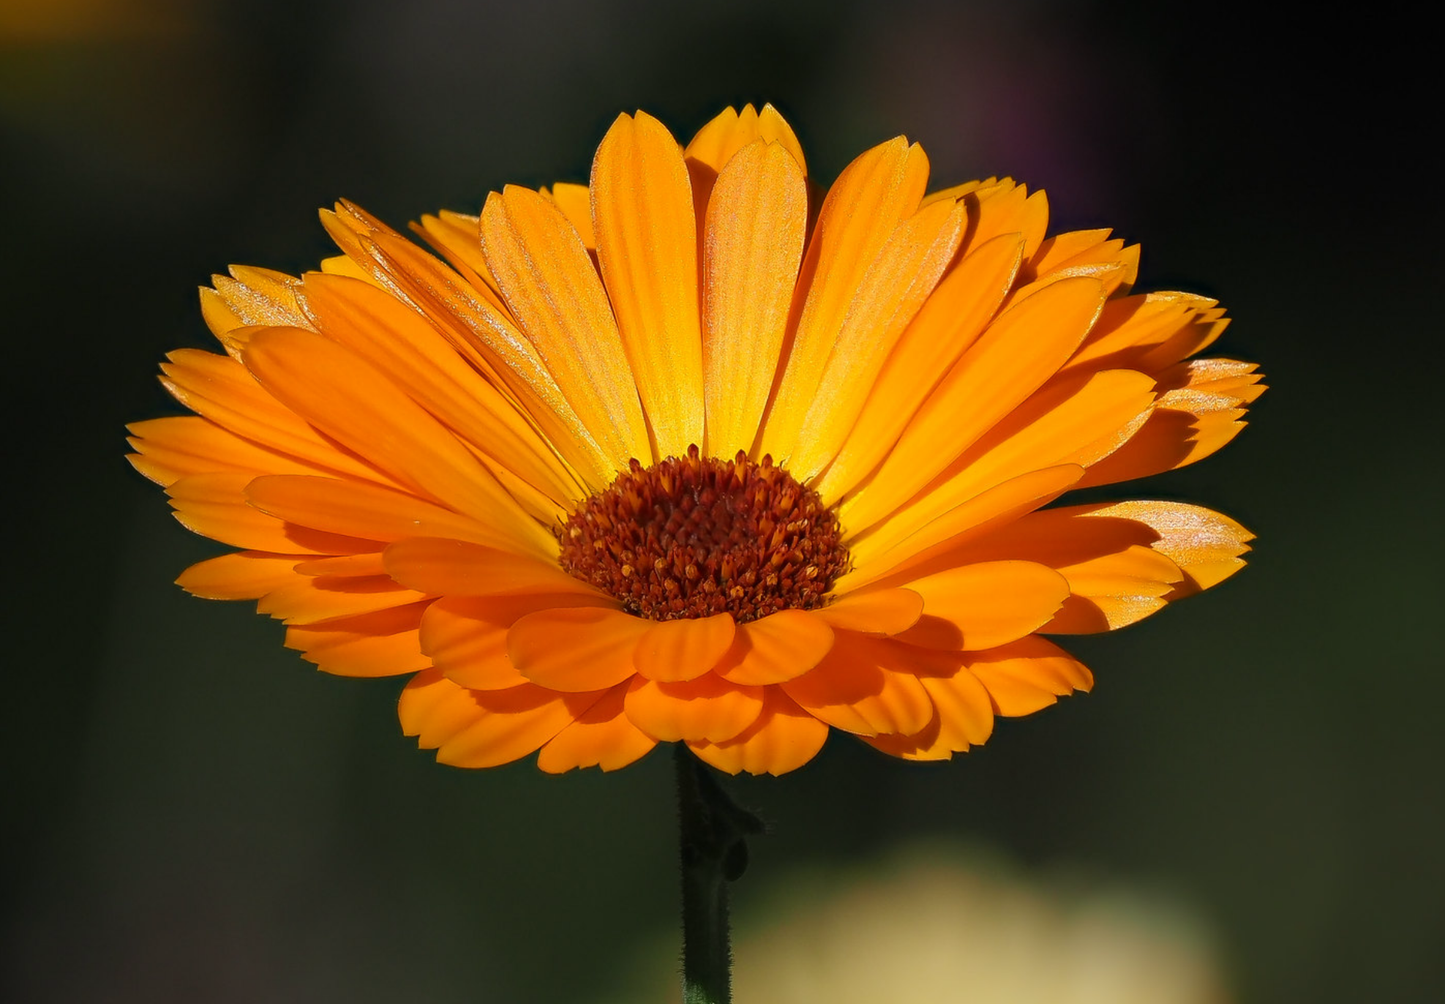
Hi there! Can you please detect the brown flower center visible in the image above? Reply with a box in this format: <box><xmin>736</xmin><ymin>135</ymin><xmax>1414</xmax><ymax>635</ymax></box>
<box><xmin>557</xmin><ymin>446</ymin><xmax>849</xmax><ymax>622</ymax></box>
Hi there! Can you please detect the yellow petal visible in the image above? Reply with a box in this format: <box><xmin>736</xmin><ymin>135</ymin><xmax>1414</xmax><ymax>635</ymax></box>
<box><xmin>714</xmin><ymin>610</ymin><xmax>835</xmax><ymax>686</ymax></box>
<box><xmin>478</xmin><ymin>185</ymin><xmax>651</xmax><ymax>468</ymax></box>
<box><xmin>685</xmin><ymin>103</ymin><xmax>806</xmax><ymax>177</ymax></box>
<box><xmin>591</xmin><ymin>111</ymin><xmax>706</xmax><ymax>456</ymax></box>
<box><xmin>759</xmin><ymin>136</ymin><xmax>930</xmax><ymax>465</ymax></box>
<box><xmin>537</xmin><ymin>683</ymin><xmax>657</xmax><ymax>772</ymax></box>
<box><xmin>701</xmin><ymin>139</ymin><xmax>808</xmax><ymax>457</ymax></box>
<box><xmin>633</xmin><ymin>612</ymin><xmax>738</xmax><ymax>682</ymax></box>
<box><xmin>688</xmin><ymin>687</ymin><xmax>828</xmax><ymax>775</ymax></box>
<box><xmin>545</xmin><ymin>182</ymin><xmax>596</xmax><ymax>248</ymax></box>
<box><xmin>507</xmin><ymin>606</ymin><xmax>649</xmax><ymax>691</ymax></box>
<box><xmin>623</xmin><ymin>673</ymin><xmax>764</xmax><ymax>743</ymax></box>
<box><xmin>894</xmin><ymin>560</ymin><xmax>1069</xmax><ymax>650</ymax></box>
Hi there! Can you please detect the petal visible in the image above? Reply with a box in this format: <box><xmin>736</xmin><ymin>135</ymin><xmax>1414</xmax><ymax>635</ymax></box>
<box><xmin>623</xmin><ymin>673</ymin><xmax>764</xmax><ymax>743</ymax></box>
<box><xmin>817</xmin><ymin>232</ymin><xmax>1025</xmax><ymax>502</ymax></box>
<box><xmin>688</xmin><ymin>687</ymin><xmax>828</xmax><ymax>775</ymax></box>
<box><xmin>866</xmin><ymin>655</ymin><xmax>996</xmax><ymax>760</ymax></box>
<box><xmin>591</xmin><ymin>111</ymin><xmax>706</xmax><ymax>456</ymax></box>
<box><xmin>241</xmin><ymin>328</ymin><xmax>550</xmax><ymax>554</ymax></box>
<box><xmin>127</xmin><ymin>416</ymin><xmax>328</xmax><ymax>487</ymax></box>
<box><xmin>257</xmin><ymin>574</ymin><xmax>426</xmax><ymax>625</ymax></box>
<box><xmin>383</xmin><ymin>537</ymin><xmax>600</xmax><ymax>597</ymax></box>
<box><xmin>158</xmin><ymin>349</ymin><xmax>391</xmax><ymax>484</ymax></box>
<box><xmin>714</xmin><ymin>610</ymin><xmax>836</xmax><ymax>686</ymax></box>
<box><xmin>894</xmin><ymin>560</ymin><xmax>1069</xmax><ymax>650</ymax></box>
<box><xmin>201</xmin><ymin>266</ymin><xmax>311</xmax><ymax>357</ymax></box>
<box><xmin>780</xmin><ymin>635</ymin><xmax>933</xmax><ymax>737</ymax></box>
<box><xmin>789</xmin><ymin>197</ymin><xmax>967</xmax><ymax>481</ymax></box>
<box><xmin>1088</xmin><ymin>500</ymin><xmax>1255</xmax><ymax>592</ymax></box>
<box><xmin>685</xmin><ymin>103</ymin><xmax>807</xmax><ymax>177</ymax></box>
<box><xmin>421</xmin><ymin>593</ymin><xmax>613</xmax><ymax>690</ymax></box>
<box><xmin>840</xmin><ymin>465</ymin><xmax>1083</xmax><ymax>591</ymax></box>
<box><xmin>965</xmin><ymin>636</ymin><xmax>1094</xmax><ymax>716</ymax></box>
<box><xmin>633</xmin><ymin>613</ymin><xmax>738</xmax><ymax>682</ymax></box>
<box><xmin>436</xmin><ymin>684</ymin><xmax>608</xmax><ymax>769</ymax></box>
<box><xmin>296</xmin><ymin>272</ymin><xmax>582</xmax><ymax>509</ymax></box>
<box><xmin>850</xmin><ymin>368</ymin><xmax>1158</xmax><ymax>550</ymax></box>
<box><xmin>959</xmin><ymin>179</ymin><xmax>1049</xmax><ymax>260</ymax></box>
<box><xmin>175</xmin><ymin>551</ymin><xmax>305</xmax><ymax>600</ymax></box>
<box><xmin>1066</xmin><ymin>292</ymin><xmax>1229</xmax><ymax>374</ymax></box>
<box><xmin>285</xmin><ymin>602</ymin><xmax>431</xmax><ymax>677</ymax></box>
<box><xmin>507</xmin><ymin>606</ymin><xmax>650</xmax><ymax>691</ymax></box>
<box><xmin>701</xmin><ymin>139</ymin><xmax>808</xmax><ymax>457</ymax></box>
<box><xmin>411</xmin><ymin>210</ymin><xmax>502</xmax><ymax>299</ymax></box>
<box><xmin>545</xmin><ymin>182</ymin><xmax>595</xmax><ymax>248</ymax></box>
<box><xmin>168</xmin><ymin>473</ymin><xmax>377</xmax><ymax>555</ymax></box>
<box><xmin>321</xmin><ymin>202</ymin><xmax>619</xmax><ymax>492</ymax></box>
<box><xmin>398</xmin><ymin>669</ymin><xmax>481</xmax><ymax>749</ymax></box>
<box><xmin>810</xmin><ymin>588</ymin><xmax>923</xmax><ymax>636</ymax></box>
<box><xmin>478</xmin><ymin>185</ymin><xmax>652</xmax><ymax>467</ymax></box>
<box><xmin>245</xmin><ymin>475</ymin><xmax>518</xmax><ymax>552</ymax></box>
<box><xmin>840</xmin><ymin>275</ymin><xmax>1108</xmax><ymax>534</ymax></box>
<box><xmin>537</xmin><ymin>683</ymin><xmax>657</xmax><ymax>773</ymax></box>
<box><xmin>759</xmin><ymin>136</ymin><xmax>930</xmax><ymax>466</ymax></box>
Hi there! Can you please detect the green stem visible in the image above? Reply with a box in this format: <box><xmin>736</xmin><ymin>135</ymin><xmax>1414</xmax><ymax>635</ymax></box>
<box><xmin>674</xmin><ymin>744</ymin><xmax>763</xmax><ymax>1004</ymax></box>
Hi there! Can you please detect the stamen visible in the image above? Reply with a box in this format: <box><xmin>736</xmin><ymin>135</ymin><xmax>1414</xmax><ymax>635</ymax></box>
<box><xmin>558</xmin><ymin>446</ymin><xmax>849</xmax><ymax>622</ymax></box>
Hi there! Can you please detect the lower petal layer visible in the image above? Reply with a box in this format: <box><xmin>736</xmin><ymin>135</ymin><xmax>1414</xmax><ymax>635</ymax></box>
<box><xmin>964</xmin><ymin>636</ymin><xmax>1094</xmax><ymax>716</ymax></box>
<box><xmin>508</xmin><ymin>606</ymin><xmax>650</xmax><ymax>691</ymax></box>
<box><xmin>714</xmin><ymin>610</ymin><xmax>836</xmax><ymax>685</ymax></box>
<box><xmin>537</xmin><ymin>683</ymin><xmax>657</xmax><ymax>772</ymax></box>
<box><xmin>688</xmin><ymin>687</ymin><xmax>828</xmax><ymax>775</ymax></box>
<box><xmin>623</xmin><ymin>673</ymin><xmax>764</xmax><ymax>743</ymax></box>
<box><xmin>780</xmin><ymin>635</ymin><xmax>933</xmax><ymax>737</ymax></box>
<box><xmin>285</xmin><ymin>601</ymin><xmax>432</xmax><ymax>677</ymax></box>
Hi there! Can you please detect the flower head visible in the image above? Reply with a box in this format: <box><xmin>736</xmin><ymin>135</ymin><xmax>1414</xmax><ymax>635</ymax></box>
<box><xmin>128</xmin><ymin>104</ymin><xmax>1263</xmax><ymax>775</ymax></box>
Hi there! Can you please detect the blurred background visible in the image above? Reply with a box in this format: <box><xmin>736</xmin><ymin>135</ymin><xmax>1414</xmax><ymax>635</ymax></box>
<box><xmin>2</xmin><ymin>1</ymin><xmax>1439</xmax><ymax>1001</ymax></box>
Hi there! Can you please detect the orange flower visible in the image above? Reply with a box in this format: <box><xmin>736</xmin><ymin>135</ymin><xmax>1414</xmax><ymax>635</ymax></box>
<box><xmin>128</xmin><ymin>104</ymin><xmax>1263</xmax><ymax>775</ymax></box>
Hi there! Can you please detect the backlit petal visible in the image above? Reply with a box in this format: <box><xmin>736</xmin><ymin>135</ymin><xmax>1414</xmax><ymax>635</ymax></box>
<box><xmin>714</xmin><ymin>610</ymin><xmax>836</xmax><ymax>686</ymax></box>
<box><xmin>623</xmin><ymin>672</ymin><xmax>764</xmax><ymax>743</ymax></box>
<box><xmin>508</xmin><ymin>606</ymin><xmax>649</xmax><ymax>691</ymax></box>
<box><xmin>538</xmin><ymin>683</ymin><xmax>657</xmax><ymax>772</ymax></box>
<box><xmin>633</xmin><ymin>612</ymin><xmax>738</xmax><ymax>682</ymax></box>
<box><xmin>688</xmin><ymin>687</ymin><xmax>828</xmax><ymax>775</ymax></box>
<box><xmin>895</xmin><ymin>560</ymin><xmax>1069</xmax><ymax>650</ymax></box>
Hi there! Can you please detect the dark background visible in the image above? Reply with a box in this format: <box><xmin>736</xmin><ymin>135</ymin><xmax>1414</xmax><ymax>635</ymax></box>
<box><xmin>3</xmin><ymin>1</ymin><xmax>1439</xmax><ymax>1001</ymax></box>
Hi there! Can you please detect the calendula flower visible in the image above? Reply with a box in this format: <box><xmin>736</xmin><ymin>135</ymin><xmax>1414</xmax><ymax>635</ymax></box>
<box><xmin>128</xmin><ymin>104</ymin><xmax>1263</xmax><ymax>776</ymax></box>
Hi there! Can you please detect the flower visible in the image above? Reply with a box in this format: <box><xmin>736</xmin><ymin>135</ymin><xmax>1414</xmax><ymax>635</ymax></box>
<box><xmin>128</xmin><ymin>104</ymin><xmax>1263</xmax><ymax>775</ymax></box>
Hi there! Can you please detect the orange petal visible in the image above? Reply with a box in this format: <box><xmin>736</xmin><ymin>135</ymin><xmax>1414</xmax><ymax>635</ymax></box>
<box><xmin>545</xmin><ymin>182</ymin><xmax>595</xmax><ymax>248</ymax></box>
<box><xmin>296</xmin><ymin>272</ymin><xmax>582</xmax><ymax>508</ymax></box>
<box><xmin>780</xmin><ymin>635</ymin><xmax>933</xmax><ymax>737</ymax></box>
<box><xmin>895</xmin><ymin>560</ymin><xmax>1069</xmax><ymax>650</ymax></box>
<box><xmin>866</xmin><ymin>657</ymin><xmax>996</xmax><ymax>760</ymax></box>
<box><xmin>685</xmin><ymin>103</ymin><xmax>806</xmax><ymax>177</ymax></box>
<box><xmin>789</xmin><ymin>197</ymin><xmax>967</xmax><ymax>481</ymax></box>
<box><xmin>840</xmin><ymin>275</ymin><xmax>1108</xmax><ymax>534</ymax></box>
<box><xmin>436</xmin><ymin>684</ymin><xmax>607</xmax><ymax>769</ymax></box>
<box><xmin>507</xmin><ymin>606</ymin><xmax>650</xmax><ymax>691</ymax></box>
<box><xmin>158</xmin><ymin>348</ymin><xmax>391</xmax><ymax>484</ymax></box>
<box><xmin>410</xmin><ymin>210</ymin><xmax>502</xmax><ymax>299</ymax></box>
<box><xmin>537</xmin><ymin>682</ymin><xmax>657</xmax><ymax>772</ymax></box>
<box><xmin>383</xmin><ymin>537</ymin><xmax>598</xmax><ymax>598</ymax></box>
<box><xmin>201</xmin><ymin>266</ymin><xmax>310</xmax><ymax>356</ymax></box>
<box><xmin>714</xmin><ymin>610</ymin><xmax>835</xmax><ymax>686</ymax></box>
<box><xmin>623</xmin><ymin>673</ymin><xmax>764</xmax><ymax>743</ymax></box>
<box><xmin>245</xmin><ymin>475</ymin><xmax>516</xmax><ymax>552</ymax></box>
<box><xmin>168</xmin><ymin>473</ymin><xmax>377</xmax><ymax>555</ymax></box>
<box><xmin>257</xmin><ymin>575</ymin><xmax>426</xmax><ymax>625</ymax></box>
<box><xmin>127</xmin><ymin>416</ymin><xmax>327</xmax><ymax>487</ymax></box>
<box><xmin>701</xmin><ymin>139</ymin><xmax>808</xmax><ymax>457</ymax></box>
<box><xmin>688</xmin><ymin>687</ymin><xmax>828</xmax><ymax>775</ymax></box>
<box><xmin>840</xmin><ymin>465</ymin><xmax>1083</xmax><ymax>591</ymax></box>
<box><xmin>633</xmin><ymin>613</ymin><xmax>738</xmax><ymax>682</ymax></box>
<box><xmin>818</xmin><ymin>232</ymin><xmax>1025</xmax><ymax>501</ymax></box>
<box><xmin>959</xmin><ymin>179</ymin><xmax>1049</xmax><ymax>260</ymax></box>
<box><xmin>175</xmin><ymin>551</ymin><xmax>305</xmax><ymax>600</ymax></box>
<box><xmin>965</xmin><ymin>636</ymin><xmax>1094</xmax><ymax>716</ymax></box>
<box><xmin>241</xmin><ymin>328</ymin><xmax>550</xmax><ymax>554</ymax></box>
<box><xmin>478</xmin><ymin>185</ymin><xmax>651</xmax><ymax>467</ymax></box>
<box><xmin>810</xmin><ymin>588</ymin><xmax>923</xmax><ymax>636</ymax></box>
<box><xmin>421</xmin><ymin>593</ymin><xmax>612</xmax><ymax>690</ymax></box>
<box><xmin>591</xmin><ymin>111</ymin><xmax>706</xmax><ymax>456</ymax></box>
<box><xmin>1066</xmin><ymin>292</ymin><xmax>1230</xmax><ymax>374</ymax></box>
<box><xmin>760</xmin><ymin>136</ymin><xmax>929</xmax><ymax>466</ymax></box>
<box><xmin>285</xmin><ymin>601</ymin><xmax>432</xmax><ymax>677</ymax></box>
<box><xmin>398</xmin><ymin>669</ymin><xmax>483</xmax><ymax>749</ymax></box>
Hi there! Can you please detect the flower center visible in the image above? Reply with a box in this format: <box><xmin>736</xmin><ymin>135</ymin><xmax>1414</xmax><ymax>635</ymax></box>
<box><xmin>557</xmin><ymin>445</ymin><xmax>849</xmax><ymax>623</ymax></box>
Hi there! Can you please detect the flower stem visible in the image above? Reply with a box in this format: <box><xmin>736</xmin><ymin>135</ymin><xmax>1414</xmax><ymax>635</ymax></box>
<box><xmin>674</xmin><ymin>744</ymin><xmax>763</xmax><ymax>1004</ymax></box>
